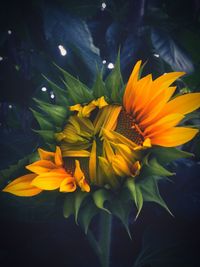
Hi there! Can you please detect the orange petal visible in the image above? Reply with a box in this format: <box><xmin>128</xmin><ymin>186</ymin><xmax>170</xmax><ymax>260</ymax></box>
<box><xmin>31</xmin><ymin>170</ymin><xmax>68</xmax><ymax>190</ymax></box>
<box><xmin>159</xmin><ymin>93</ymin><xmax>200</xmax><ymax>117</ymax></box>
<box><xmin>89</xmin><ymin>140</ymin><xmax>97</xmax><ymax>182</ymax></box>
<box><xmin>2</xmin><ymin>173</ymin><xmax>41</xmax><ymax>197</ymax></box>
<box><xmin>26</xmin><ymin>160</ymin><xmax>56</xmax><ymax>174</ymax></box>
<box><xmin>38</xmin><ymin>148</ymin><xmax>55</xmax><ymax>161</ymax></box>
<box><xmin>144</xmin><ymin>113</ymin><xmax>185</xmax><ymax>137</ymax></box>
<box><xmin>60</xmin><ymin>177</ymin><xmax>76</xmax><ymax>192</ymax></box>
<box><xmin>123</xmin><ymin>60</ymin><xmax>142</xmax><ymax>109</ymax></box>
<box><xmin>151</xmin><ymin>127</ymin><xmax>199</xmax><ymax>147</ymax></box>
<box><xmin>55</xmin><ymin>146</ymin><xmax>63</xmax><ymax>166</ymax></box>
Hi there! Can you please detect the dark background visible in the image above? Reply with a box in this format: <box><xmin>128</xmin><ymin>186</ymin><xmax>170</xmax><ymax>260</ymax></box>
<box><xmin>0</xmin><ymin>0</ymin><xmax>200</xmax><ymax>266</ymax></box>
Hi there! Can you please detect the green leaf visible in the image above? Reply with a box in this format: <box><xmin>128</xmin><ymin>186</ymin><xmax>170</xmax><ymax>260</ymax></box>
<box><xmin>42</xmin><ymin>75</ymin><xmax>69</xmax><ymax>105</ymax></box>
<box><xmin>125</xmin><ymin>178</ymin><xmax>143</xmax><ymax>219</ymax></box>
<box><xmin>108</xmin><ymin>195</ymin><xmax>132</xmax><ymax>238</ymax></box>
<box><xmin>63</xmin><ymin>193</ymin><xmax>75</xmax><ymax>218</ymax></box>
<box><xmin>55</xmin><ymin>64</ymin><xmax>93</xmax><ymax>103</ymax></box>
<box><xmin>137</xmin><ymin>176</ymin><xmax>173</xmax><ymax>215</ymax></box>
<box><xmin>33</xmin><ymin>98</ymin><xmax>67</xmax><ymax>126</ymax></box>
<box><xmin>79</xmin><ymin>201</ymin><xmax>98</xmax><ymax>234</ymax></box>
<box><xmin>33</xmin><ymin>130</ymin><xmax>55</xmax><ymax>143</ymax></box>
<box><xmin>141</xmin><ymin>158</ymin><xmax>175</xmax><ymax>178</ymax></box>
<box><xmin>93</xmin><ymin>189</ymin><xmax>111</xmax><ymax>214</ymax></box>
<box><xmin>151</xmin><ymin>147</ymin><xmax>193</xmax><ymax>165</ymax></box>
<box><xmin>105</xmin><ymin>51</ymin><xmax>124</xmax><ymax>102</ymax></box>
<box><xmin>63</xmin><ymin>190</ymin><xmax>89</xmax><ymax>224</ymax></box>
<box><xmin>92</xmin><ymin>70</ymin><xmax>107</xmax><ymax>98</ymax></box>
<box><xmin>74</xmin><ymin>190</ymin><xmax>88</xmax><ymax>224</ymax></box>
<box><xmin>30</xmin><ymin>109</ymin><xmax>54</xmax><ymax>130</ymax></box>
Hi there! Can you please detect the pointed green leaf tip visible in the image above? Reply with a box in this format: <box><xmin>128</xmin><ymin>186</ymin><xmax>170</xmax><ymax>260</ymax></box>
<box><xmin>137</xmin><ymin>175</ymin><xmax>173</xmax><ymax>216</ymax></box>
<box><xmin>42</xmin><ymin>75</ymin><xmax>68</xmax><ymax>105</ymax></box>
<box><xmin>125</xmin><ymin>179</ymin><xmax>143</xmax><ymax>219</ymax></box>
<box><xmin>54</xmin><ymin>63</ymin><xmax>93</xmax><ymax>104</ymax></box>
<box><xmin>93</xmin><ymin>189</ymin><xmax>111</xmax><ymax>214</ymax></box>
<box><xmin>63</xmin><ymin>190</ymin><xmax>89</xmax><ymax>224</ymax></box>
<box><xmin>79</xmin><ymin>201</ymin><xmax>98</xmax><ymax>234</ymax></box>
<box><xmin>33</xmin><ymin>98</ymin><xmax>67</xmax><ymax>127</ymax></box>
<box><xmin>92</xmin><ymin>69</ymin><xmax>107</xmax><ymax>98</ymax></box>
<box><xmin>151</xmin><ymin>147</ymin><xmax>193</xmax><ymax>165</ymax></box>
<box><xmin>105</xmin><ymin>51</ymin><xmax>124</xmax><ymax>102</ymax></box>
<box><xmin>30</xmin><ymin>108</ymin><xmax>54</xmax><ymax>130</ymax></box>
<box><xmin>141</xmin><ymin>156</ymin><xmax>175</xmax><ymax>178</ymax></box>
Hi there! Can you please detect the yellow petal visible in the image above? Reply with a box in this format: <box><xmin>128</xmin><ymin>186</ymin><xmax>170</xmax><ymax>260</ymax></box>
<box><xmin>103</xmin><ymin>139</ymin><xmax>115</xmax><ymax>163</ymax></box>
<box><xmin>31</xmin><ymin>169</ymin><xmax>67</xmax><ymax>190</ymax></box>
<box><xmin>111</xmin><ymin>155</ymin><xmax>131</xmax><ymax>176</ymax></box>
<box><xmin>79</xmin><ymin>103</ymin><xmax>96</xmax><ymax>117</ymax></box>
<box><xmin>151</xmin><ymin>127</ymin><xmax>199</xmax><ymax>147</ymax></box>
<box><xmin>103</xmin><ymin>129</ymin><xmax>139</xmax><ymax>150</ymax></box>
<box><xmin>159</xmin><ymin>93</ymin><xmax>200</xmax><ymax>118</ymax></box>
<box><xmin>123</xmin><ymin>60</ymin><xmax>142</xmax><ymax>109</ymax></box>
<box><xmin>74</xmin><ymin>160</ymin><xmax>90</xmax><ymax>192</ymax></box>
<box><xmin>70</xmin><ymin>104</ymin><xmax>82</xmax><ymax>112</ymax></box>
<box><xmin>92</xmin><ymin>96</ymin><xmax>108</xmax><ymax>108</ymax></box>
<box><xmin>89</xmin><ymin>140</ymin><xmax>96</xmax><ymax>182</ymax></box>
<box><xmin>55</xmin><ymin>146</ymin><xmax>63</xmax><ymax>166</ymax></box>
<box><xmin>26</xmin><ymin>160</ymin><xmax>56</xmax><ymax>174</ymax></box>
<box><xmin>3</xmin><ymin>173</ymin><xmax>41</xmax><ymax>197</ymax></box>
<box><xmin>144</xmin><ymin>113</ymin><xmax>185</xmax><ymax>137</ymax></box>
<box><xmin>38</xmin><ymin>148</ymin><xmax>55</xmax><ymax>161</ymax></box>
<box><xmin>60</xmin><ymin>177</ymin><xmax>76</xmax><ymax>192</ymax></box>
<box><xmin>62</xmin><ymin>150</ymin><xmax>90</xmax><ymax>157</ymax></box>
<box><xmin>138</xmin><ymin>86</ymin><xmax>177</xmax><ymax>126</ymax></box>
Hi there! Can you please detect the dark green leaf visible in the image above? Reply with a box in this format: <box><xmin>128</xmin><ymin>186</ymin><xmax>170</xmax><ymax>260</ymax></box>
<box><xmin>93</xmin><ymin>189</ymin><xmax>111</xmax><ymax>214</ymax></box>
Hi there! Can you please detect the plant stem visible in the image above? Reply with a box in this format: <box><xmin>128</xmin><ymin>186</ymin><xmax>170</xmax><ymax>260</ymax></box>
<box><xmin>99</xmin><ymin>212</ymin><xmax>112</xmax><ymax>267</ymax></box>
<box><xmin>86</xmin><ymin>212</ymin><xmax>112</xmax><ymax>267</ymax></box>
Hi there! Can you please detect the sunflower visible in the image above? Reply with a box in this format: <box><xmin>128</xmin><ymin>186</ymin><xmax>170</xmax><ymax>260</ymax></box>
<box><xmin>3</xmin><ymin>60</ymin><xmax>200</xmax><ymax>197</ymax></box>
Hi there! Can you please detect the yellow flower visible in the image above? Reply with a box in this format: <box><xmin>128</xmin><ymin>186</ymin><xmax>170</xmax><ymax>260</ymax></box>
<box><xmin>3</xmin><ymin>146</ymin><xmax>90</xmax><ymax>196</ymax></box>
<box><xmin>120</xmin><ymin>60</ymin><xmax>200</xmax><ymax>147</ymax></box>
<box><xmin>56</xmin><ymin>96</ymin><xmax>141</xmax><ymax>187</ymax></box>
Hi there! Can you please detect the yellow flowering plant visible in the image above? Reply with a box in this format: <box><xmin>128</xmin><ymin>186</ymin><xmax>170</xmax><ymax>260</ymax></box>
<box><xmin>2</xmin><ymin>55</ymin><xmax>200</xmax><ymax>267</ymax></box>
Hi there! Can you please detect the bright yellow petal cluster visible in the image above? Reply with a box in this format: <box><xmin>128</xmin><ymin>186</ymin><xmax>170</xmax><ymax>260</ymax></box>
<box><xmin>70</xmin><ymin>96</ymin><xmax>108</xmax><ymax>117</ymax></box>
<box><xmin>3</xmin><ymin>147</ymin><xmax>90</xmax><ymax>196</ymax></box>
<box><xmin>123</xmin><ymin>61</ymin><xmax>200</xmax><ymax>147</ymax></box>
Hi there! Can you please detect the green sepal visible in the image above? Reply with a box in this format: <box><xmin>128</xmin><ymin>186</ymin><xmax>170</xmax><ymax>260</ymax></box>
<box><xmin>137</xmin><ymin>175</ymin><xmax>173</xmax><ymax>216</ymax></box>
<box><xmin>63</xmin><ymin>193</ymin><xmax>75</xmax><ymax>219</ymax></box>
<box><xmin>105</xmin><ymin>51</ymin><xmax>124</xmax><ymax>102</ymax></box>
<box><xmin>30</xmin><ymin>108</ymin><xmax>54</xmax><ymax>130</ymax></box>
<box><xmin>63</xmin><ymin>190</ymin><xmax>89</xmax><ymax>224</ymax></box>
<box><xmin>141</xmin><ymin>157</ymin><xmax>175</xmax><ymax>178</ymax></box>
<box><xmin>92</xmin><ymin>69</ymin><xmax>107</xmax><ymax>98</ymax></box>
<box><xmin>79</xmin><ymin>200</ymin><xmax>99</xmax><ymax>234</ymax></box>
<box><xmin>151</xmin><ymin>147</ymin><xmax>193</xmax><ymax>165</ymax></box>
<box><xmin>33</xmin><ymin>98</ymin><xmax>67</xmax><ymax>126</ymax></box>
<box><xmin>92</xmin><ymin>189</ymin><xmax>111</xmax><ymax>214</ymax></box>
<box><xmin>55</xmin><ymin>64</ymin><xmax>93</xmax><ymax>104</ymax></box>
<box><xmin>33</xmin><ymin>130</ymin><xmax>55</xmax><ymax>143</ymax></box>
<box><xmin>125</xmin><ymin>178</ymin><xmax>143</xmax><ymax>219</ymax></box>
<box><xmin>108</xmin><ymin>194</ymin><xmax>132</xmax><ymax>238</ymax></box>
<box><xmin>42</xmin><ymin>75</ymin><xmax>69</xmax><ymax>105</ymax></box>
<box><xmin>74</xmin><ymin>191</ymin><xmax>89</xmax><ymax>224</ymax></box>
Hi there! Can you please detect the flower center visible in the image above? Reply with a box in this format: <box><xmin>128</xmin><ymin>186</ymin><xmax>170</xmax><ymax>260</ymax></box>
<box><xmin>115</xmin><ymin>109</ymin><xmax>144</xmax><ymax>145</ymax></box>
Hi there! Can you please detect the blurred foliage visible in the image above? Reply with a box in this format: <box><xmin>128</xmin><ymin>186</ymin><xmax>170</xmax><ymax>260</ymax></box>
<box><xmin>0</xmin><ymin>0</ymin><xmax>200</xmax><ymax>266</ymax></box>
